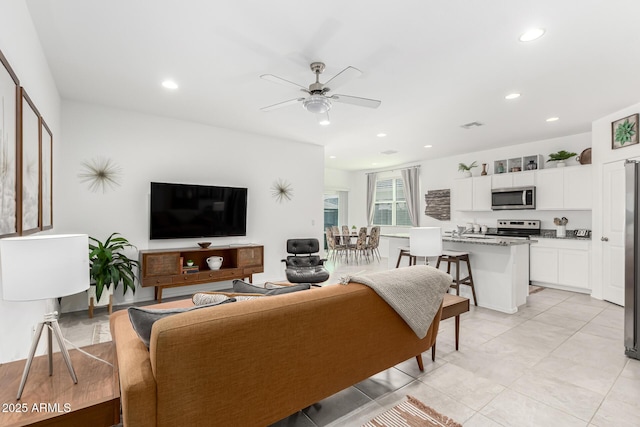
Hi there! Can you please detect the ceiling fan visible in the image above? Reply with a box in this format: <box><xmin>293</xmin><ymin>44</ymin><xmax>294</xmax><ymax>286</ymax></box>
<box><xmin>260</xmin><ymin>62</ymin><xmax>381</xmax><ymax>116</ymax></box>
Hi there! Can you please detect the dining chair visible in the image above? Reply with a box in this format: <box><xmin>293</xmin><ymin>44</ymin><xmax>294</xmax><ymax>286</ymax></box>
<box><xmin>354</xmin><ymin>227</ymin><xmax>369</xmax><ymax>263</ymax></box>
<box><xmin>367</xmin><ymin>226</ymin><xmax>381</xmax><ymax>262</ymax></box>
<box><xmin>341</xmin><ymin>225</ymin><xmax>355</xmax><ymax>259</ymax></box>
<box><xmin>329</xmin><ymin>226</ymin><xmax>347</xmax><ymax>261</ymax></box>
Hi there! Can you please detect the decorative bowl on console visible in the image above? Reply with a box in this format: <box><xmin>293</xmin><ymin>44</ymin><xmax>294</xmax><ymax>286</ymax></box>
<box><xmin>198</xmin><ymin>242</ymin><xmax>211</xmax><ymax>248</ymax></box>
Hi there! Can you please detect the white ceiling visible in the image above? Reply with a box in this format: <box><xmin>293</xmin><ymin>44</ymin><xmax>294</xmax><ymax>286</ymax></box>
<box><xmin>26</xmin><ymin>0</ymin><xmax>640</xmax><ymax>171</ymax></box>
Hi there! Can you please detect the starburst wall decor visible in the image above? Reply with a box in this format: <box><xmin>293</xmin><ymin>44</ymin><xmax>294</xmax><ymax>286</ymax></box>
<box><xmin>78</xmin><ymin>157</ymin><xmax>123</xmax><ymax>193</ymax></box>
<box><xmin>271</xmin><ymin>179</ymin><xmax>293</xmax><ymax>203</ymax></box>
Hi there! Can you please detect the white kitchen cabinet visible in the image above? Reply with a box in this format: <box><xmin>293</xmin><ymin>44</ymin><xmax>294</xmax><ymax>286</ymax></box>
<box><xmin>513</xmin><ymin>171</ymin><xmax>536</xmax><ymax>187</ymax></box>
<box><xmin>530</xmin><ymin>238</ymin><xmax>591</xmax><ymax>292</ymax></box>
<box><xmin>530</xmin><ymin>246</ymin><xmax>558</xmax><ymax>283</ymax></box>
<box><xmin>535</xmin><ymin>169</ymin><xmax>564</xmax><ymax>209</ymax></box>
<box><xmin>453</xmin><ymin>176</ymin><xmax>491</xmax><ymax>211</ymax></box>
<box><xmin>492</xmin><ymin>173</ymin><xmax>512</xmax><ymax>189</ymax></box>
<box><xmin>491</xmin><ymin>171</ymin><xmax>535</xmax><ymax>189</ymax></box>
<box><xmin>535</xmin><ymin>165</ymin><xmax>592</xmax><ymax>210</ymax></box>
<box><xmin>563</xmin><ymin>166</ymin><xmax>592</xmax><ymax>209</ymax></box>
<box><xmin>472</xmin><ymin>176</ymin><xmax>492</xmax><ymax>211</ymax></box>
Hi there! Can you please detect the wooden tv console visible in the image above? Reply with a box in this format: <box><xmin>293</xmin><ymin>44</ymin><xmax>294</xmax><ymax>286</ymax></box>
<box><xmin>139</xmin><ymin>244</ymin><xmax>264</xmax><ymax>302</ymax></box>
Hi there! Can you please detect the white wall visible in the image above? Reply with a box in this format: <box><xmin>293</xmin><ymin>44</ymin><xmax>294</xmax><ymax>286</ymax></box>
<box><xmin>0</xmin><ymin>0</ymin><xmax>62</xmax><ymax>362</ymax></box>
<box><xmin>591</xmin><ymin>100</ymin><xmax>640</xmax><ymax>299</ymax></box>
<box><xmin>58</xmin><ymin>101</ymin><xmax>325</xmax><ymax>312</ymax></box>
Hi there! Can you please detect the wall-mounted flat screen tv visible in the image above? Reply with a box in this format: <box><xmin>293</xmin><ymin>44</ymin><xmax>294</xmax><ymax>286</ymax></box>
<box><xmin>150</xmin><ymin>182</ymin><xmax>247</xmax><ymax>239</ymax></box>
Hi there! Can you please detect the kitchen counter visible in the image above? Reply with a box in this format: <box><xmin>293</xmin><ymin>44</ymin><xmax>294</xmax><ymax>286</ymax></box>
<box><xmin>382</xmin><ymin>233</ymin><xmax>532</xmax><ymax>314</ymax></box>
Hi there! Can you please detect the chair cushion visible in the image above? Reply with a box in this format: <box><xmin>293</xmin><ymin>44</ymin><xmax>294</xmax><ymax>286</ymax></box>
<box><xmin>286</xmin><ymin>238</ymin><xmax>320</xmax><ymax>255</ymax></box>
<box><xmin>232</xmin><ymin>279</ymin><xmax>311</xmax><ymax>295</ymax></box>
<box><xmin>284</xmin><ymin>255</ymin><xmax>322</xmax><ymax>267</ymax></box>
<box><xmin>284</xmin><ymin>266</ymin><xmax>330</xmax><ymax>284</ymax></box>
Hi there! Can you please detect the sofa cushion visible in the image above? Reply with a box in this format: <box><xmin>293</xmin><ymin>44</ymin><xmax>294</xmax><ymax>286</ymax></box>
<box><xmin>192</xmin><ymin>291</ymin><xmax>264</xmax><ymax>306</ymax></box>
<box><xmin>232</xmin><ymin>279</ymin><xmax>311</xmax><ymax>295</ymax></box>
<box><xmin>128</xmin><ymin>299</ymin><xmax>235</xmax><ymax>348</ymax></box>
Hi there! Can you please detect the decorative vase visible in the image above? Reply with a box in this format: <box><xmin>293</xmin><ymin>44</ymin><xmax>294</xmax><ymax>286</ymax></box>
<box><xmin>481</xmin><ymin>164</ymin><xmax>487</xmax><ymax>176</ymax></box>
<box><xmin>463</xmin><ymin>171</ymin><xmax>472</xmax><ymax>178</ymax></box>
<box><xmin>206</xmin><ymin>256</ymin><xmax>223</xmax><ymax>270</ymax></box>
<box><xmin>556</xmin><ymin>225</ymin><xmax>566</xmax><ymax>238</ymax></box>
<box><xmin>556</xmin><ymin>160</ymin><xmax>566</xmax><ymax>168</ymax></box>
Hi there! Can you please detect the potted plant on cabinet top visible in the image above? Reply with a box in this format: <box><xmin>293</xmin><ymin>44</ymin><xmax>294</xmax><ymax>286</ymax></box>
<box><xmin>88</xmin><ymin>232</ymin><xmax>139</xmax><ymax>306</ymax></box>
<box><xmin>458</xmin><ymin>161</ymin><xmax>478</xmax><ymax>177</ymax></box>
<box><xmin>547</xmin><ymin>150</ymin><xmax>577</xmax><ymax>168</ymax></box>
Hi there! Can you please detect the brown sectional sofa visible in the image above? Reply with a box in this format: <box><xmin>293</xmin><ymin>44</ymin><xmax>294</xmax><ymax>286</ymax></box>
<box><xmin>110</xmin><ymin>282</ymin><xmax>444</xmax><ymax>426</ymax></box>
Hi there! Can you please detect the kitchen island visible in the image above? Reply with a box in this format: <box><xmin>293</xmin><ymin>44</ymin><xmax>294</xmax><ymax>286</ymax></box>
<box><xmin>382</xmin><ymin>233</ymin><xmax>535</xmax><ymax>314</ymax></box>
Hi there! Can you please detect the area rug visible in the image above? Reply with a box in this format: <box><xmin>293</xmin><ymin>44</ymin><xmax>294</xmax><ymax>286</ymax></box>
<box><xmin>92</xmin><ymin>323</ymin><xmax>112</xmax><ymax>344</ymax></box>
<box><xmin>362</xmin><ymin>396</ymin><xmax>462</xmax><ymax>427</ymax></box>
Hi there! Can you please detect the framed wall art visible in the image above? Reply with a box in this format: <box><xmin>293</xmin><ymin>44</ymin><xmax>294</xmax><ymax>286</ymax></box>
<box><xmin>0</xmin><ymin>49</ymin><xmax>19</xmax><ymax>237</ymax></box>
<box><xmin>612</xmin><ymin>113</ymin><xmax>639</xmax><ymax>149</ymax></box>
<box><xmin>20</xmin><ymin>88</ymin><xmax>41</xmax><ymax>235</ymax></box>
<box><xmin>41</xmin><ymin>118</ymin><xmax>52</xmax><ymax>230</ymax></box>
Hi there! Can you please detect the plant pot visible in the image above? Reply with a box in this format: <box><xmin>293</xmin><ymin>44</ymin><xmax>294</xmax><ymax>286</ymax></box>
<box><xmin>556</xmin><ymin>160</ymin><xmax>566</xmax><ymax>168</ymax></box>
<box><xmin>88</xmin><ymin>284</ymin><xmax>114</xmax><ymax>307</ymax></box>
<box><xmin>462</xmin><ymin>171</ymin><xmax>472</xmax><ymax>178</ymax></box>
<box><xmin>556</xmin><ymin>225</ymin><xmax>566</xmax><ymax>238</ymax></box>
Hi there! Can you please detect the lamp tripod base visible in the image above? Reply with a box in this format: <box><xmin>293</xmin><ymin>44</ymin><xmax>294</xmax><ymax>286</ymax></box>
<box><xmin>17</xmin><ymin>312</ymin><xmax>78</xmax><ymax>400</ymax></box>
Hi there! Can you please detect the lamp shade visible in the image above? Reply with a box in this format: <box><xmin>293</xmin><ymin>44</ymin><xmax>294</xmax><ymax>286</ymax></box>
<box><xmin>409</xmin><ymin>227</ymin><xmax>442</xmax><ymax>257</ymax></box>
<box><xmin>0</xmin><ymin>234</ymin><xmax>89</xmax><ymax>301</ymax></box>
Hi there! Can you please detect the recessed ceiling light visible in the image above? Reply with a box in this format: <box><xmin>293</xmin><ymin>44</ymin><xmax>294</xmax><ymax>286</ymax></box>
<box><xmin>329</xmin><ymin>155</ymin><xmax>336</xmax><ymax>159</ymax></box>
<box><xmin>505</xmin><ymin>93</ymin><xmax>521</xmax><ymax>100</ymax></box>
<box><xmin>424</xmin><ymin>145</ymin><xmax>433</xmax><ymax>148</ymax></box>
<box><xmin>318</xmin><ymin>119</ymin><xmax>330</xmax><ymax>126</ymax></box>
<box><xmin>162</xmin><ymin>80</ymin><xmax>178</xmax><ymax>90</ymax></box>
<box><xmin>377</xmin><ymin>133</ymin><xmax>387</xmax><ymax>138</ymax></box>
<box><xmin>546</xmin><ymin>117</ymin><xmax>559</xmax><ymax>122</ymax></box>
<box><xmin>519</xmin><ymin>28</ymin><xmax>545</xmax><ymax>42</ymax></box>
<box><xmin>372</xmin><ymin>163</ymin><xmax>378</xmax><ymax>166</ymax></box>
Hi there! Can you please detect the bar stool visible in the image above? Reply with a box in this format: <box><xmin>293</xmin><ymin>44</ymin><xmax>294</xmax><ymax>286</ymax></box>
<box><xmin>395</xmin><ymin>246</ymin><xmax>416</xmax><ymax>268</ymax></box>
<box><xmin>436</xmin><ymin>250</ymin><xmax>477</xmax><ymax>306</ymax></box>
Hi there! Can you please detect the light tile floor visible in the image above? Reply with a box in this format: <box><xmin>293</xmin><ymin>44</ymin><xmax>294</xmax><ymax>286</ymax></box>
<box><xmin>59</xmin><ymin>257</ymin><xmax>640</xmax><ymax>427</ymax></box>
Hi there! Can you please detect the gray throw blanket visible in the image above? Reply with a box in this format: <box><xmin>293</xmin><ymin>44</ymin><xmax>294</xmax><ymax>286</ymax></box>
<box><xmin>346</xmin><ymin>265</ymin><xmax>452</xmax><ymax>338</ymax></box>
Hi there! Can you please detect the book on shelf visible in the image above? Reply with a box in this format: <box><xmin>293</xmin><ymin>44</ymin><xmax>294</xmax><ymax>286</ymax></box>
<box><xmin>182</xmin><ymin>266</ymin><xmax>199</xmax><ymax>274</ymax></box>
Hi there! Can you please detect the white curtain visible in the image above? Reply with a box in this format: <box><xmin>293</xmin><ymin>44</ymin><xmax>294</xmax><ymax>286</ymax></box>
<box><xmin>401</xmin><ymin>166</ymin><xmax>421</xmax><ymax>227</ymax></box>
<box><xmin>366</xmin><ymin>172</ymin><xmax>377</xmax><ymax>226</ymax></box>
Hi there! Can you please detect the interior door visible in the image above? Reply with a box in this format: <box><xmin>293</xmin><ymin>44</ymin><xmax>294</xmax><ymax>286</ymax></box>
<box><xmin>602</xmin><ymin>161</ymin><xmax>626</xmax><ymax>305</ymax></box>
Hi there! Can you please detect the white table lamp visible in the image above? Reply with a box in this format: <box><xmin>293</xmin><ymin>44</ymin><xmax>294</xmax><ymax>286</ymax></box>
<box><xmin>0</xmin><ymin>234</ymin><xmax>89</xmax><ymax>400</ymax></box>
<box><xmin>410</xmin><ymin>227</ymin><xmax>443</xmax><ymax>264</ymax></box>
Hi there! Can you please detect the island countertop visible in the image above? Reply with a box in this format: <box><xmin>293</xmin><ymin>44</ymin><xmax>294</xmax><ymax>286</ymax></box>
<box><xmin>381</xmin><ymin>233</ymin><xmax>536</xmax><ymax>246</ymax></box>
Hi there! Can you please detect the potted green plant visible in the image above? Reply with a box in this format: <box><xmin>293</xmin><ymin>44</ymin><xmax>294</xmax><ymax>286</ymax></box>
<box><xmin>458</xmin><ymin>161</ymin><xmax>478</xmax><ymax>177</ymax></box>
<box><xmin>547</xmin><ymin>150</ymin><xmax>577</xmax><ymax>168</ymax></box>
<box><xmin>88</xmin><ymin>232</ymin><xmax>139</xmax><ymax>303</ymax></box>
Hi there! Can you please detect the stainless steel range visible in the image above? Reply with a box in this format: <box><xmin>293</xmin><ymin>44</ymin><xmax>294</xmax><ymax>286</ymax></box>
<box><xmin>485</xmin><ymin>219</ymin><xmax>541</xmax><ymax>238</ymax></box>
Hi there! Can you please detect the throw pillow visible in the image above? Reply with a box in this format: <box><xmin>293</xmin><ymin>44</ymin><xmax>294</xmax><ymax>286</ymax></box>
<box><xmin>232</xmin><ymin>279</ymin><xmax>311</xmax><ymax>295</ymax></box>
<box><xmin>128</xmin><ymin>298</ymin><xmax>235</xmax><ymax>348</ymax></box>
<box><xmin>192</xmin><ymin>292</ymin><xmax>264</xmax><ymax>306</ymax></box>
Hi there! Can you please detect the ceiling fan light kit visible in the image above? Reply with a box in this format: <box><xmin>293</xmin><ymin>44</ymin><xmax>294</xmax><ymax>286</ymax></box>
<box><xmin>303</xmin><ymin>94</ymin><xmax>332</xmax><ymax>114</ymax></box>
<box><xmin>260</xmin><ymin>61</ymin><xmax>381</xmax><ymax>117</ymax></box>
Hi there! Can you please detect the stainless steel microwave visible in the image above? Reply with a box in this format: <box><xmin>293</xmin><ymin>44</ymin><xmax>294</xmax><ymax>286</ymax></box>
<box><xmin>491</xmin><ymin>186</ymin><xmax>536</xmax><ymax>210</ymax></box>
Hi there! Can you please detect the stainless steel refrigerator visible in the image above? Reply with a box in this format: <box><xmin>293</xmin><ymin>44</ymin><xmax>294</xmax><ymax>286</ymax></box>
<box><xmin>625</xmin><ymin>159</ymin><xmax>640</xmax><ymax>360</ymax></box>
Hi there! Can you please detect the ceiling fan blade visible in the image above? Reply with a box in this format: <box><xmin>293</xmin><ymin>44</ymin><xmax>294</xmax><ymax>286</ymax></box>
<box><xmin>260</xmin><ymin>98</ymin><xmax>305</xmax><ymax>112</ymax></box>
<box><xmin>324</xmin><ymin>66</ymin><xmax>362</xmax><ymax>91</ymax></box>
<box><xmin>260</xmin><ymin>74</ymin><xmax>309</xmax><ymax>92</ymax></box>
<box><xmin>330</xmin><ymin>94</ymin><xmax>381</xmax><ymax>109</ymax></box>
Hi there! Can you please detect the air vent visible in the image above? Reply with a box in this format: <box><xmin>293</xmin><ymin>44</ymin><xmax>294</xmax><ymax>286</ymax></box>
<box><xmin>460</xmin><ymin>121</ymin><xmax>484</xmax><ymax>129</ymax></box>
<box><xmin>380</xmin><ymin>150</ymin><xmax>398</xmax><ymax>155</ymax></box>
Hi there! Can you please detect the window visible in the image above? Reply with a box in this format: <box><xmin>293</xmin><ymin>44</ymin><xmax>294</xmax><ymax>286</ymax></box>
<box><xmin>373</xmin><ymin>178</ymin><xmax>411</xmax><ymax>226</ymax></box>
